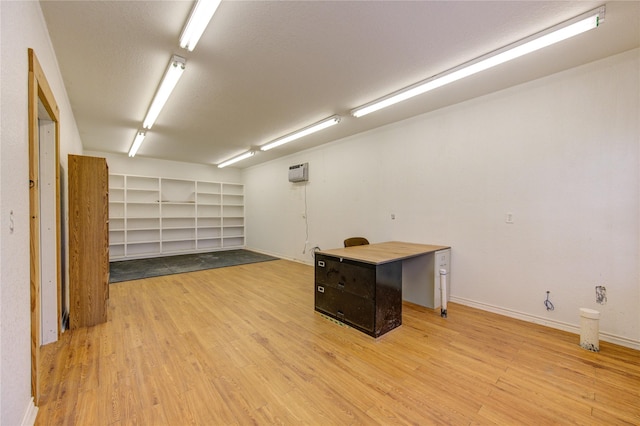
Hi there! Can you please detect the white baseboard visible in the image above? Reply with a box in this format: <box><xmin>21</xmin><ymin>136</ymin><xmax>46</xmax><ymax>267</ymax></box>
<box><xmin>450</xmin><ymin>296</ymin><xmax>640</xmax><ymax>351</ymax></box>
<box><xmin>21</xmin><ymin>397</ymin><xmax>38</xmax><ymax>426</ymax></box>
<box><xmin>245</xmin><ymin>247</ymin><xmax>314</xmax><ymax>265</ymax></box>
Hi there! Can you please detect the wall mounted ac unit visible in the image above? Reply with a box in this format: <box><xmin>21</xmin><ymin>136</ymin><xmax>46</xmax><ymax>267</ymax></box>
<box><xmin>288</xmin><ymin>163</ymin><xmax>309</xmax><ymax>182</ymax></box>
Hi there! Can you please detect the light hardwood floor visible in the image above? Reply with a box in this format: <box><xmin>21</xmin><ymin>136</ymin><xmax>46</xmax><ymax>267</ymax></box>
<box><xmin>36</xmin><ymin>259</ymin><xmax>640</xmax><ymax>425</ymax></box>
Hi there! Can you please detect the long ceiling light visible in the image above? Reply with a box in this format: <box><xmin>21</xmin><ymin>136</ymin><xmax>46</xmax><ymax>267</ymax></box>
<box><xmin>180</xmin><ymin>0</ymin><xmax>222</xmax><ymax>51</ymax></box>
<box><xmin>260</xmin><ymin>115</ymin><xmax>342</xmax><ymax>152</ymax></box>
<box><xmin>142</xmin><ymin>55</ymin><xmax>186</xmax><ymax>129</ymax></box>
<box><xmin>217</xmin><ymin>150</ymin><xmax>256</xmax><ymax>168</ymax></box>
<box><xmin>351</xmin><ymin>6</ymin><xmax>605</xmax><ymax>118</ymax></box>
<box><xmin>128</xmin><ymin>130</ymin><xmax>146</xmax><ymax>157</ymax></box>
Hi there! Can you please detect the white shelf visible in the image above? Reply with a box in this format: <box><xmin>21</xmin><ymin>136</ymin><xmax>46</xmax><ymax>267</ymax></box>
<box><xmin>163</xmin><ymin>240</ymin><xmax>196</xmax><ymax>253</ymax></box>
<box><xmin>197</xmin><ymin>217</ymin><xmax>221</xmax><ymax>227</ymax></box>
<box><xmin>222</xmin><ymin>236</ymin><xmax>245</xmax><ymax>248</ymax></box>
<box><xmin>109</xmin><ymin>174</ymin><xmax>125</xmax><ymax>188</ymax></box>
<box><xmin>109</xmin><ymin>230</ymin><xmax>125</xmax><ymax>243</ymax></box>
<box><xmin>110</xmin><ymin>188</ymin><xmax>125</xmax><ymax>202</ymax></box>
<box><xmin>162</xmin><ymin>178</ymin><xmax>195</xmax><ymax>204</ymax></box>
<box><xmin>109</xmin><ymin>173</ymin><xmax>244</xmax><ymax>260</ymax></box>
<box><xmin>127</xmin><ymin>175</ymin><xmax>159</xmax><ymax>190</ymax></box>
<box><xmin>109</xmin><ymin>244</ymin><xmax>125</xmax><ymax>259</ymax></box>
<box><xmin>198</xmin><ymin>227</ymin><xmax>221</xmax><ymax>238</ymax></box>
<box><xmin>126</xmin><ymin>242</ymin><xmax>161</xmax><ymax>257</ymax></box>
<box><xmin>222</xmin><ymin>183</ymin><xmax>243</xmax><ymax>195</ymax></box>
<box><xmin>197</xmin><ymin>238</ymin><xmax>222</xmax><ymax>250</ymax></box>
<box><xmin>163</xmin><ymin>228</ymin><xmax>195</xmax><ymax>240</ymax></box>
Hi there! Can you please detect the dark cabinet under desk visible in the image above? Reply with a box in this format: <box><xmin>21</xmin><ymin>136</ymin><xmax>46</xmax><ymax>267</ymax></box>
<box><xmin>314</xmin><ymin>254</ymin><xmax>402</xmax><ymax>338</ymax></box>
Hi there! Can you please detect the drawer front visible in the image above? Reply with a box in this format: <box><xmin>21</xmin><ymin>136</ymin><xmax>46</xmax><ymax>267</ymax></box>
<box><xmin>315</xmin><ymin>255</ymin><xmax>375</xmax><ymax>299</ymax></box>
<box><xmin>315</xmin><ymin>284</ymin><xmax>374</xmax><ymax>333</ymax></box>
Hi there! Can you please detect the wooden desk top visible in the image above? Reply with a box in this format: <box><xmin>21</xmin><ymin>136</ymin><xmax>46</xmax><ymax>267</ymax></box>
<box><xmin>317</xmin><ymin>241</ymin><xmax>450</xmax><ymax>265</ymax></box>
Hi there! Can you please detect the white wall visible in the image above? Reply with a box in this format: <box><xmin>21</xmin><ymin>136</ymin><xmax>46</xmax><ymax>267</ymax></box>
<box><xmin>0</xmin><ymin>1</ymin><xmax>83</xmax><ymax>424</ymax></box>
<box><xmin>87</xmin><ymin>151</ymin><xmax>242</xmax><ymax>184</ymax></box>
<box><xmin>244</xmin><ymin>49</ymin><xmax>640</xmax><ymax>349</ymax></box>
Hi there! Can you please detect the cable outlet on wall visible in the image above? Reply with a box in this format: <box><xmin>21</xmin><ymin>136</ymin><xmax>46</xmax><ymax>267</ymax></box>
<box><xmin>505</xmin><ymin>212</ymin><xmax>514</xmax><ymax>224</ymax></box>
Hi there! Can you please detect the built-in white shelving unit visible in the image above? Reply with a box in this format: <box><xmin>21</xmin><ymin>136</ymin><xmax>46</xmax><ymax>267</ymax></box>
<box><xmin>108</xmin><ymin>174</ymin><xmax>244</xmax><ymax>261</ymax></box>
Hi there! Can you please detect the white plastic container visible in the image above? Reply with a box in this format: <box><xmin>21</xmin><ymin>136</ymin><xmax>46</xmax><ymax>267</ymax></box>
<box><xmin>579</xmin><ymin>308</ymin><xmax>600</xmax><ymax>352</ymax></box>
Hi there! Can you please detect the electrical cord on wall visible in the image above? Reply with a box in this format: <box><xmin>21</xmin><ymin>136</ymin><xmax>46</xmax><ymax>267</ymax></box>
<box><xmin>311</xmin><ymin>246</ymin><xmax>321</xmax><ymax>259</ymax></box>
<box><xmin>544</xmin><ymin>291</ymin><xmax>555</xmax><ymax>311</ymax></box>
<box><xmin>302</xmin><ymin>182</ymin><xmax>309</xmax><ymax>254</ymax></box>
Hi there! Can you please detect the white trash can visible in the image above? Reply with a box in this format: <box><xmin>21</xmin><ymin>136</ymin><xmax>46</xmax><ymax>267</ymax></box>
<box><xmin>579</xmin><ymin>308</ymin><xmax>600</xmax><ymax>352</ymax></box>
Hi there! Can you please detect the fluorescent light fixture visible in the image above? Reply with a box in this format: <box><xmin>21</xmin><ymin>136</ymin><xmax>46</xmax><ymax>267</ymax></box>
<box><xmin>260</xmin><ymin>115</ymin><xmax>342</xmax><ymax>152</ymax></box>
<box><xmin>351</xmin><ymin>6</ymin><xmax>605</xmax><ymax>118</ymax></box>
<box><xmin>217</xmin><ymin>150</ymin><xmax>256</xmax><ymax>168</ymax></box>
<box><xmin>180</xmin><ymin>0</ymin><xmax>222</xmax><ymax>51</ymax></box>
<box><xmin>143</xmin><ymin>55</ymin><xmax>186</xmax><ymax>129</ymax></box>
<box><xmin>128</xmin><ymin>130</ymin><xmax>146</xmax><ymax>157</ymax></box>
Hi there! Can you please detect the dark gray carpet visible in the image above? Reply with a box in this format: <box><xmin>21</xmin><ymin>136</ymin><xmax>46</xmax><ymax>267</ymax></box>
<box><xmin>109</xmin><ymin>250</ymin><xmax>279</xmax><ymax>283</ymax></box>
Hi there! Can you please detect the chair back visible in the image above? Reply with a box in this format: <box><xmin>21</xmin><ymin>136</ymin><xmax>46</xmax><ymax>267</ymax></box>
<box><xmin>344</xmin><ymin>237</ymin><xmax>369</xmax><ymax>247</ymax></box>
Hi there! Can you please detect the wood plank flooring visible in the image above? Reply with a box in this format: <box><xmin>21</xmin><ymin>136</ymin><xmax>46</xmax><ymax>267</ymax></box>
<box><xmin>36</xmin><ymin>259</ymin><xmax>640</xmax><ymax>425</ymax></box>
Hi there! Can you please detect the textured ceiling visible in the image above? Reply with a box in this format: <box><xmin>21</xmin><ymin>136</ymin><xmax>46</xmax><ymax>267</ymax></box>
<box><xmin>40</xmin><ymin>1</ymin><xmax>640</xmax><ymax>168</ymax></box>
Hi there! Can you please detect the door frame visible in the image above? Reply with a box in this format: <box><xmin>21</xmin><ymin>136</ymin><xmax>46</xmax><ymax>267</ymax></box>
<box><xmin>28</xmin><ymin>48</ymin><xmax>62</xmax><ymax>404</ymax></box>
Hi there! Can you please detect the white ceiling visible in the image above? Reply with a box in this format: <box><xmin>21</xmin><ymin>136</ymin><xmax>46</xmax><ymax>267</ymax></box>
<box><xmin>40</xmin><ymin>1</ymin><xmax>639</xmax><ymax>169</ymax></box>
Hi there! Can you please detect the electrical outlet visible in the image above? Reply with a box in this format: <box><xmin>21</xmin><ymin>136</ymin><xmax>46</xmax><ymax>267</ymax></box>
<box><xmin>505</xmin><ymin>212</ymin><xmax>514</xmax><ymax>224</ymax></box>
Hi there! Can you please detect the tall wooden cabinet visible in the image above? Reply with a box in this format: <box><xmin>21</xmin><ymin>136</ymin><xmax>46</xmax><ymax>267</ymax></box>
<box><xmin>68</xmin><ymin>154</ymin><xmax>109</xmax><ymax>329</ymax></box>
